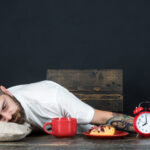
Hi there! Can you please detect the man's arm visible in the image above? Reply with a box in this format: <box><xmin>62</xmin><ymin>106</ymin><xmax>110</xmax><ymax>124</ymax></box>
<box><xmin>90</xmin><ymin>109</ymin><xmax>135</xmax><ymax>132</ymax></box>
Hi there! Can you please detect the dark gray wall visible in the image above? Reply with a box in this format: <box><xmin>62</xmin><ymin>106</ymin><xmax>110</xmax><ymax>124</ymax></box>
<box><xmin>0</xmin><ymin>0</ymin><xmax>150</xmax><ymax>115</ymax></box>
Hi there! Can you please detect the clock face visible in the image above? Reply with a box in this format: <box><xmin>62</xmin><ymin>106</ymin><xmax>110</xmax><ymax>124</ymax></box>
<box><xmin>136</xmin><ymin>112</ymin><xmax>150</xmax><ymax>133</ymax></box>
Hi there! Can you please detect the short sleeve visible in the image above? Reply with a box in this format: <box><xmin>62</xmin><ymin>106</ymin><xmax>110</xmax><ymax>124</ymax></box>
<box><xmin>56</xmin><ymin>87</ymin><xmax>95</xmax><ymax>124</ymax></box>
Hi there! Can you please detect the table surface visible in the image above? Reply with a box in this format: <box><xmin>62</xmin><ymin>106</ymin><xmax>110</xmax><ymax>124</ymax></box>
<box><xmin>0</xmin><ymin>132</ymin><xmax>150</xmax><ymax>150</ymax></box>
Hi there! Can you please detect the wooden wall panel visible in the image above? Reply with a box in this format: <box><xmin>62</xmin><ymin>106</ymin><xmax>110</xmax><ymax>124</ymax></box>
<box><xmin>47</xmin><ymin>69</ymin><xmax>123</xmax><ymax>112</ymax></box>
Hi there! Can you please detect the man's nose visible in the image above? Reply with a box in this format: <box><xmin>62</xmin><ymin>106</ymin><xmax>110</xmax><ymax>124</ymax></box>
<box><xmin>1</xmin><ymin>112</ymin><xmax>12</xmax><ymax>122</ymax></box>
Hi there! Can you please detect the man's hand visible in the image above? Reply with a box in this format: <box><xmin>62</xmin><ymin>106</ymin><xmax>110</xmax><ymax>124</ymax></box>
<box><xmin>90</xmin><ymin>109</ymin><xmax>135</xmax><ymax>132</ymax></box>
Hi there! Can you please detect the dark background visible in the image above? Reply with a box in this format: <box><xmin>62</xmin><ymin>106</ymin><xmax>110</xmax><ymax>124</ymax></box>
<box><xmin>0</xmin><ymin>0</ymin><xmax>150</xmax><ymax>115</ymax></box>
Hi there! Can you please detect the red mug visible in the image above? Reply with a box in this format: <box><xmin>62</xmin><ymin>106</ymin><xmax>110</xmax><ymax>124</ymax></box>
<box><xmin>43</xmin><ymin>117</ymin><xmax>77</xmax><ymax>137</ymax></box>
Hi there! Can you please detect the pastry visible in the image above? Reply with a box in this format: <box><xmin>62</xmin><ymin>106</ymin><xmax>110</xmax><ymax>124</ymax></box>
<box><xmin>89</xmin><ymin>125</ymin><xmax>115</xmax><ymax>135</ymax></box>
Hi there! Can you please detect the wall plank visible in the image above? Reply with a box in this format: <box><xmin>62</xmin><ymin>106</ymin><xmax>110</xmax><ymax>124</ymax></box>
<box><xmin>47</xmin><ymin>69</ymin><xmax>123</xmax><ymax>112</ymax></box>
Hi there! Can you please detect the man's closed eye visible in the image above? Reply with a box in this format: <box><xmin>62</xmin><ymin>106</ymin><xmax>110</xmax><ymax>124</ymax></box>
<box><xmin>2</xmin><ymin>101</ymin><xmax>7</xmax><ymax>111</ymax></box>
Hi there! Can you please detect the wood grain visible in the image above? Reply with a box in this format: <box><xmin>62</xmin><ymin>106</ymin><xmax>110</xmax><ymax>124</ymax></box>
<box><xmin>84</xmin><ymin>100</ymin><xmax>123</xmax><ymax>112</ymax></box>
<box><xmin>46</xmin><ymin>69</ymin><xmax>123</xmax><ymax>112</ymax></box>
<box><xmin>47</xmin><ymin>69</ymin><xmax>122</xmax><ymax>93</ymax></box>
<box><xmin>0</xmin><ymin>133</ymin><xmax>149</xmax><ymax>150</ymax></box>
<box><xmin>74</xmin><ymin>93</ymin><xmax>123</xmax><ymax>101</ymax></box>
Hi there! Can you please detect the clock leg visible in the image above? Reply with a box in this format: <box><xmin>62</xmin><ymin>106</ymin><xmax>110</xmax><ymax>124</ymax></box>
<box><xmin>136</xmin><ymin>133</ymin><xmax>140</xmax><ymax>138</ymax></box>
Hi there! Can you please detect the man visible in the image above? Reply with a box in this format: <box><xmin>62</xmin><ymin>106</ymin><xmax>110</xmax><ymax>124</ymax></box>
<box><xmin>0</xmin><ymin>80</ymin><xmax>135</xmax><ymax>133</ymax></box>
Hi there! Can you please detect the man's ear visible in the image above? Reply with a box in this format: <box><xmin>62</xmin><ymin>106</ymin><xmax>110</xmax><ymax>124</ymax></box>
<box><xmin>0</xmin><ymin>86</ymin><xmax>13</xmax><ymax>96</ymax></box>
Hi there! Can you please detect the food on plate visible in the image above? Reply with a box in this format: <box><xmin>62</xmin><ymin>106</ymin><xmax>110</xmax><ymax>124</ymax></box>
<box><xmin>89</xmin><ymin>125</ymin><xmax>116</xmax><ymax>135</ymax></box>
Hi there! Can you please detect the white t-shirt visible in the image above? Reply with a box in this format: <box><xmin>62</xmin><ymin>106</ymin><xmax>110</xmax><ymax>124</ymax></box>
<box><xmin>8</xmin><ymin>80</ymin><xmax>95</xmax><ymax>133</ymax></box>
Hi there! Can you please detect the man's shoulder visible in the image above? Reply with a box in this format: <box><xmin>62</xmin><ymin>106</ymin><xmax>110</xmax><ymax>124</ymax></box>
<box><xmin>8</xmin><ymin>80</ymin><xmax>58</xmax><ymax>89</ymax></box>
<box><xmin>7</xmin><ymin>80</ymin><xmax>63</xmax><ymax>94</ymax></box>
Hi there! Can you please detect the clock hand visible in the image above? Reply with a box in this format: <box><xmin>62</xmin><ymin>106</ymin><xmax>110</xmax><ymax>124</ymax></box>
<box><xmin>143</xmin><ymin>114</ymin><xmax>148</xmax><ymax>126</ymax></box>
<box><xmin>145</xmin><ymin>114</ymin><xmax>147</xmax><ymax>124</ymax></box>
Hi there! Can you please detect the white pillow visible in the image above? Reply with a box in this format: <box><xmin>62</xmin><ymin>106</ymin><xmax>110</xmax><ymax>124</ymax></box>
<box><xmin>0</xmin><ymin>122</ymin><xmax>32</xmax><ymax>141</ymax></box>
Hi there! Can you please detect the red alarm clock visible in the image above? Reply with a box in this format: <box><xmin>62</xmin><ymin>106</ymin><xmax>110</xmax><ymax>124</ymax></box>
<box><xmin>133</xmin><ymin>101</ymin><xmax>150</xmax><ymax>137</ymax></box>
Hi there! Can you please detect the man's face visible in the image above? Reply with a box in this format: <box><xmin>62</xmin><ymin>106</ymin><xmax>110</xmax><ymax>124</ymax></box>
<box><xmin>0</xmin><ymin>94</ymin><xmax>25</xmax><ymax>124</ymax></box>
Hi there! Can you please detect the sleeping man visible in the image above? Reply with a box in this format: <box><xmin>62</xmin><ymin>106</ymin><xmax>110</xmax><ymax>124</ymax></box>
<box><xmin>0</xmin><ymin>80</ymin><xmax>135</xmax><ymax>133</ymax></box>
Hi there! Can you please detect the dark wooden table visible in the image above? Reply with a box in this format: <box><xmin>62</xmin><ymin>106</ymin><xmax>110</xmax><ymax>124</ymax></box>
<box><xmin>0</xmin><ymin>133</ymin><xmax>150</xmax><ymax>150</ymax></box>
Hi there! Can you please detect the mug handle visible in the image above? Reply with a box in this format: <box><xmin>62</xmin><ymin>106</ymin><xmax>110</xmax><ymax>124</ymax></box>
<box><xmin>43</xmin><ymin>122</ymin><xmax>53</xmax><ymax>135</ymax></box>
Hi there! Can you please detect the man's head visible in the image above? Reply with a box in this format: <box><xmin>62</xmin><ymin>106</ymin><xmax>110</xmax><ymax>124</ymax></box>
<box><xmin>0</xmin><ymin>86</ymin><xmax>25</xmax><ymax>124</ymax></box>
